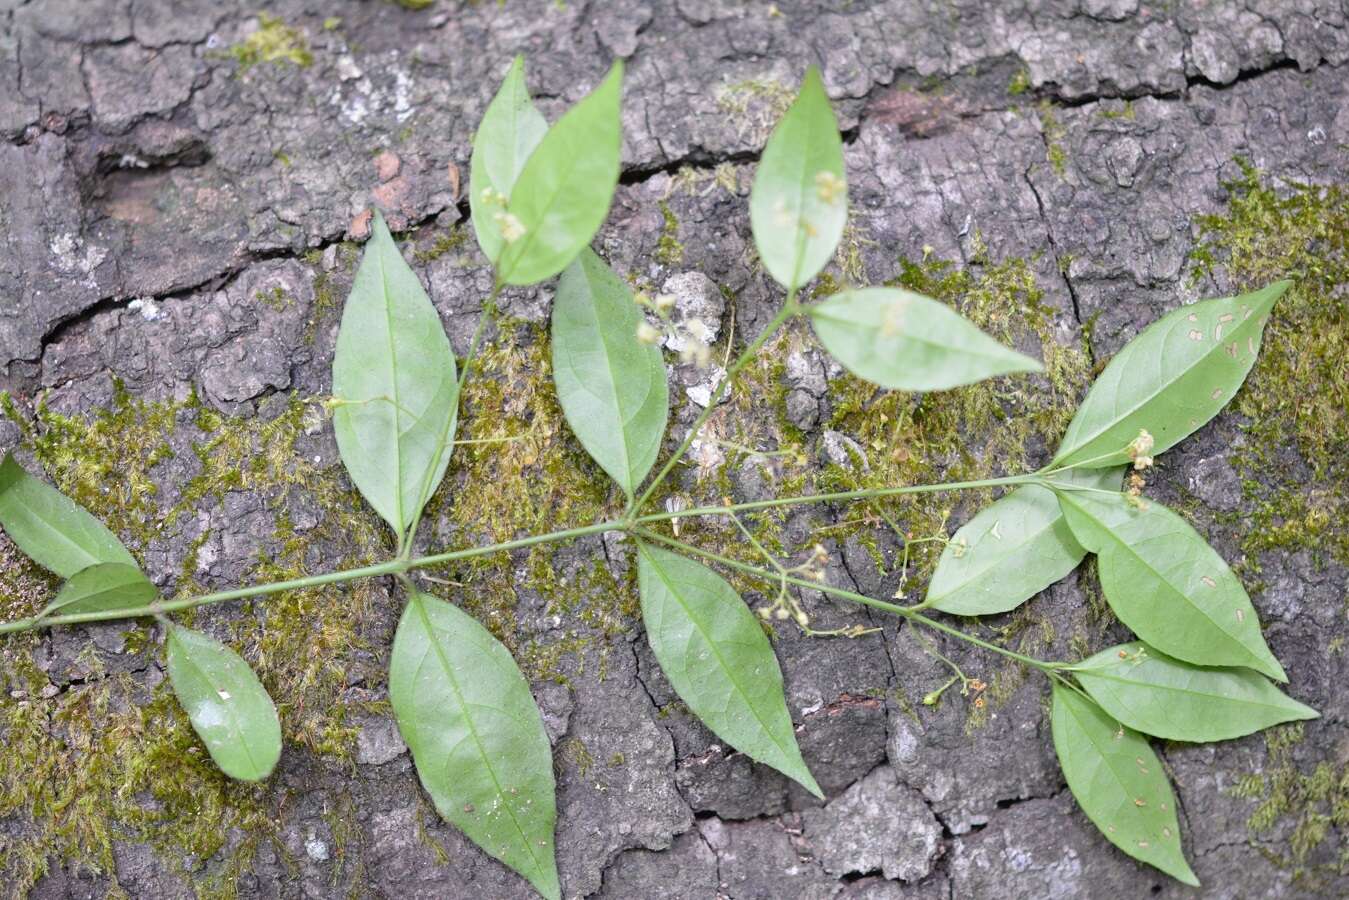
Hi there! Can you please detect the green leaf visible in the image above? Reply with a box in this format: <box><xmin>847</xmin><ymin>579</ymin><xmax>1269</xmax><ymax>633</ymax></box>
<box><xmin>166</xmin><ymin>625</ymin><xmax>282</xmax><ymax>782</ymax></box>
<box><xmin>809</xmin><ymin>287</ymin><xmax>1044</xmax><ymax>391</ymax></box>
<box><xmin>635</xmin><ymin>542</ymin><xmax>822</xmax><ymax>797</ymax></box>
<box><xmin>43</xmin><ymin>563</ymin><xmax>157</xmax><ymax>618</ymax></box>
<box><xmin>1051</xmin><ymin>683</ymin><xmax>1198</xmax><ymax>886</ymax></box>
<box><xmin>1055</xmin><ymin>488</ymin><xmax>1284</xmax><ymax>681</ymax></box>
<box><xmin>0</xmin><ymin>452</ymin><xmax>137</xmax><ymax>577</ymax></box>
<box><xmin>497</xmin><ymin>62</ymin><xmax>624</xmax><ymax>286</ymax></box>
<box><xmin>1052</xmin><ymin>280</ymin><xmax>1289</xmax><ymax>468</ymax></box>
<box><xmin>389</xmin><ymin>589</ymin><xmax>560</xmax><ymax>900</ymax></box>
<box><xmin>748</xmin><ymin>66</ymin><xmax>846</xmax><ymax>291</ymax></box>
<box><xmin>470</xmin><ymin>55</ymin><xmax>549</xmax><ymax>266</ymax></box>
<box><xmin>1072</xmin><ymin>641</ymin><xmax>1317</xmax><ymax>743</ymax></box>
<box><xmin>332</xmin><ymin>210</ymin><xmax>459</xmax><ymax>537</ymax></box>
<box><xmin>551</xmin><ymin>249</ymin><xmax>668</xmax><ymax>498</ymax></box>
<box><xmin>925</xmin><ymin>467</ymin><xmax>1124</xmax><ymax>616</ymax></box>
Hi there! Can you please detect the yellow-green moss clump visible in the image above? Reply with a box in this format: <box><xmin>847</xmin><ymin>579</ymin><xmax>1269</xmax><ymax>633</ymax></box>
<box><xmin>1231</xmin><ymin>723</ymin><xmax>1349</xmax><ymax>884</ymax></box>
<box><xmin>0</xmin><ymin>387</ymin><xmax>386</xmax><ymax>895</ymax></box>
<box><xmin>228</xmin><ymin>13</ymin><xmax>313</xmax><ymax>71</ymax></box>
<box><xmin>1190</xmin><ymin>163</ymin><xmax>1349</xmax><ymax>571</ymax></box>
<box><xmin>1191</xmin><ymin>165</ymin><xmax>1349</xmax><ymax>879</ymax></box>
<box><xmin>422</xmin><ymin>328</ymin><xmax>635</xmax><ymax>683</ymax></box>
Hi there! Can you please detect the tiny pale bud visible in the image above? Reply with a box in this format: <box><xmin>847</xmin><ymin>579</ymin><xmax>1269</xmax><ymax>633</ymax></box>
<box><xmin>774</xmin><ymin>607</ymin><xmax>789</xmax><ymax>621</ymax></box>
<box><xmin>654</xmin><ymin>293</ymin><xmax>675</xmax><ymax>314</ymax></box>
<box><xmin>494</xmin><ymin>211</ymin><xmax>526</xmax><ymax>244</ymax></box>
<box><xmin>635</xmin><ymin>321</ymin><xmax>661</xmax><ymax>345</ymax></box>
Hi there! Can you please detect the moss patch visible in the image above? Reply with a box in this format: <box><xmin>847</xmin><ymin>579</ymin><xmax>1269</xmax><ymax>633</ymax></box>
<box><xmin>0</xmin><ymin>388</ymin><xmax>387</xmax><ymax>892</ymax></box>
<box><xmin>229</xmin><ymin>13</ymin><xmax>313</xmax><ymax>71</ymax></box>
<box><xmin>1190</xmin><ymin>163</ymin><xmax>1349</xmax><ymax>570</ymax></box>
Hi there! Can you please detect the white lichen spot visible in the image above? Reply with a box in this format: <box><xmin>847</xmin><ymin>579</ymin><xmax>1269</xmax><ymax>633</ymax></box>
<box><xmin>1187</xmin><ymin>329</ymin><xmax>1204</xmax><ymax>341</ymax></box>
<box><xmin>1210</xmin><ymin>387</ymin><xmax>1223</xmax><ymax>400</ymax></box>
<box><xmin>814</xmin><ymin>169</ymin><xmax>845</xmax><ymax>205</ymax></box>
<box><xmin>1187</xmin><ymin>313</ymin><xmax>1199</xmax><ymax>322</ymax></box>
<box><xmin>127</xmin><ymin>297</ymin><xmax>164</xmax><ymax>321</ymax></box>
<box><xmin>1225</xmin><ymin>341</ymin><xmax>1239</xmax><ymax>358</ymax></box>
<box><xmin>217</xmin><ymin>689</ymin><xmax>232</xmax><ymax>701</ymax></box>
<box><xmin>1236</xmin><ymin>608</ymin><xmax>1245</xmax><ymax>624</ymax></box>
<box><xmin>1201</xmin><ymin>575</ymin><xmax>1217</xmax><ymax>587</ymax></box>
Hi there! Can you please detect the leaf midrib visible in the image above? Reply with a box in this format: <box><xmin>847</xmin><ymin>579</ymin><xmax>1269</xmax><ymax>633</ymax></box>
<box><xmin>1057</xmin><ymin>304</ymin><xmax>1266</xmax><ymax>462</ymax></box>
<box><xmin>1062</xmin><ymin>494</ymin><xmax>1264</xmax><ymax>670</ymax></box>
<box><xmin>639</xmin><ymin>546</ymin><xmax>794</xmax><ymax>765</ymax></box>
<box><xmin>410</xmin><ymin>594</ymin><xmax>547</xmax><ymax>878</ymax></box>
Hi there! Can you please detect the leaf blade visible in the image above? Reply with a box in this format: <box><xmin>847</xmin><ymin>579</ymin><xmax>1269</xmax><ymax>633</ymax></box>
<box><xmin>636</xmin><ymin>542</ymin><xmax>821</xmax><ymax>797</ymax></box>
<box><xmin>497</xmin><ymin>62</ymin><xmax>624</xmax><ymax>286</ymax></box>
<box><xmin>1073</xmin><ymin>642</ymin><xmax>1317</xmax><ymax>742</ymax></box>
<box><xmin>332</xmin><ymin>211</ymin><xmax>459</xmax><ymax>536</ymax></box>
<box><xmin>925</xmin><ymin>468</ymin><xmax>1124</xmax><ymax>616</ymax></box>
<box><xmin>551</xmin><ymin>249</ymin><xmax>668</xmax><ymax>497</ymax></box>
<box><xmin>389</xmin><ymin>589</ymin><xmax>560</xmax><ymax>900</ymax></box>
<box><xmin>470</xmin><ymin>55</ymin><xmax>549</xmax><ymax>265</ymax></box>
<box><xmin>809</xmin><ymin>288</ymin><xmax>1043</xmax><ymax>391</ymax></box>
<box><xmin>0</xmin><ymin>453</ymin><xmax>137</xmax><ymax>577</ymax></box>
<box><xmin>1052</xmin><ymin>280</ymin><xmax>1289</xmax><ymax>468</ymax></box>
<box><xmin>748</xmin><ymin>66</ymin><xmax>846</xmax><ymax>291</ymax></box>
<box><xmin>166</xmin><ymin>626</ymin><xmax>282</xmax><ymax>782</ymax></box>
<box><xmin>44</xmin><ymin>563</ymin><xmax>157</xmax><ymax>618</ymax></box>
<box><xmin>1055</xmin><ymin>489</ymin><xmax>1284</xmax><ymax>681</ymax></box>
<box><xmin>1051</xmin><ymin>683</ymin><xmax>1198</xmax><ymax>886</ymax></box>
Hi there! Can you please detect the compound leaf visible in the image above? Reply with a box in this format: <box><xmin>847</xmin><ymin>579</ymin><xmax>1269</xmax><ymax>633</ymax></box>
<box><xmin>636</xmin><ymin>542</ymin><xmax>822</xmax><ymax>798</ymax></box>
<box><xmin>749</xmin><ymin>66</ymin><xmax>846</xmax><ymax>291</ymax></box>
<box><xmin>809</xmin><ymin>288</ymin><xmax>1042</xmax><ymax>391</ymax></box>
<box><xmin>389</xmin><ymin>589</ymin><xmax>560</xmax><ymax>900</ymax></box>
<box><xmin>166</xmin><ymin>625</ymin><xmax>282</xmax><ymax>783</ymax></box>
<box><xmin>1072</xmin><ymin>642</ymin><xmax>1316</xmax><ymax>743</ymax></box>
<box><xmin>1052</xmin><ymin>280</ymin><xmax>1288</xmax><ymax>468</ymax></box>
<box><xmin>926</xmin><ymin>467</ymin><xmax>1124</xmax><ymax>616</ymax></box>
<box><xmin>551</xmin><ymin>249</ymin><xmax>668</xmax><ymax>498</ymax></box>
<box><xmin>1051</xmin><ymin>683</ymin><xmax>1198</xmax><ymax>886</ymax></box>
<box><xmin>470</xmin><ymin>55</ymin><xmax>549</xmax><ymax>265</ymax></box>
<box><xmin>44</xmin><ymin>563</ymin><xmax>156</xmax><ymax>618</ymax></box>
<box><xmin>332</xmin><ymin>210</ymin><xmax>458</xmax><ymax>537</ymax></box>
<box><xmin>1055</xmin><ymin>488</ymin><xmax>1284</xmax><ymax>682</ymax></box>
<box><xmin>0</xmin><ymin>453</ymin><xmax>137</xmax><ymax>578</ymax></box>
<box><xmin>497</xmin><ymin>62</ymin><xmax>623</xmax><ymax>286</ymax></box>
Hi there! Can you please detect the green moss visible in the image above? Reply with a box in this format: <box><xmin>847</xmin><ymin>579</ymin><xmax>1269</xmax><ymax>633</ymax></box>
<box><xmin>229</xmin><ymin>13</ymin><xmax>313</xmax><ymax>71</ymax></box>
<box><xmin>421</xmin><ymin>330</ymin><xmax>630</xmax><ymax>684</ymax></box>
<box><xmin>1</xmin><ymin>389</ymin><xmax>388</xmax><ymax>890</ymax></box>
<box><xmin>1037</xmin><ymin>104</ymin><xmax>1068</xmax><ymax>176</ymax></box>
<box><xmin>1230</xmin><ymin>724</ymin><xmax>1349</xmax><ymax>882</ymax></box>
<box><xmin>1189</xmin><ymin>163</ymin><xmax>1349</xmax><ymax>571</ymax></box>
<box><xmin>413</xmin><ymin>225</ymin><xmax>470</xmax><ymax>264</ymax></box>
<box><xmin>655</xmin><ymin>202</ymin><xmax>685</xmax><ymax>267</ymax></box>
<box><xmin>1099</xmin><ymin>99</ymin><xmax>1135</xmax><ymax>120</ymax></box>
<box><xmin>1007</xmin><ymin>69</ymin><xmax>1032</xmax><ymax>97</ymax></box>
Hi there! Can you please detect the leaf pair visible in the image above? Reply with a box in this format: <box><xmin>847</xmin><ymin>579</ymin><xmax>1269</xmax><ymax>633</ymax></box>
<box><xmin>748</xmin><ymin>68</ymin><xmax>1041</xmax><ymax>392</ymax></box>
<box><xmin>547</xmin><ymin>245</ymin><xmax>819</xmax><ymax>799</ymax></box>
<box><xmin>469</xmin><ymin>56</ymin><xmax>624</xmax><ymax>286</ymax></box>
<box><xmin>925</xmin><ymin>281</ymin><xmax>1290</xmax><ymax>623</ymax></box>
<box><xmin>1051</xmin><ymin>649</ymin><xmax>1317</xmax><ymax>888</ymax></box>
<box><xmin>0</xmin><ymin>453</ymin><xmax>281</xmax><ymax>781</ymax></box>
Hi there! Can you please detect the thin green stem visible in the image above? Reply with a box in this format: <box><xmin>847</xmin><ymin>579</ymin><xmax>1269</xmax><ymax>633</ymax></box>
<box><xmin>629</xmin><ymin>293</ymin><xmax>800</xmax><ymax>516</ymax></box>
<box><xmin>632</xmin><ymin>526</ymin><xmax>1059</xmax><ymax>673</ymax></box>
<box><xmin>634</xmin><ymin>473</ymin><xmax>1039</xmax><ymax>525</ymax></box>
<box><xmin>0</xmin><ymin>519</ymin><xmax>622</xmax><ymax>635</ymax></box>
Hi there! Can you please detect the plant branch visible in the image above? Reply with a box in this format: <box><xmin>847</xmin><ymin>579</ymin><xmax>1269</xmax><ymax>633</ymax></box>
<box><xmin>634</xmin><ymin>473</ymin><xmax>1041</xmax><ymax>524</ymax></box>
<box><xmin>632</xmin><ymin>527</ymin><xmax>1058</xmax><ymax>672</ymax></box>
<box><xmin>0</xmin><ymin>519</ymin><xmax>622</xmax><ymax>634</ymax></box>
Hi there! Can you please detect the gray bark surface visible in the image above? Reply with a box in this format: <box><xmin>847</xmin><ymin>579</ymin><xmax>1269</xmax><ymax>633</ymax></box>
<box><xmin>0</xmin><ymin>1</ymin><xmax>1345</xmax><ymax>898</ymax></box>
